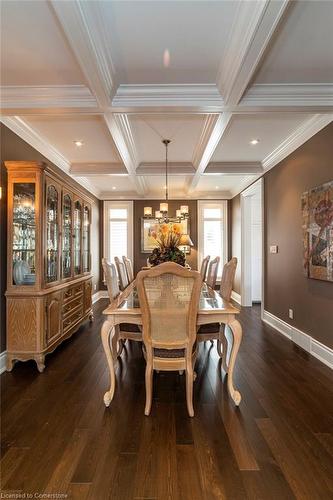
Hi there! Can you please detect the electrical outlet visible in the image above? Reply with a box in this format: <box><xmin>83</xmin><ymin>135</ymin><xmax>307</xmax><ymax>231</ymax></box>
<box><xmin>270</xmin><ymin>245</ymin><xmax>278</xmax><ymax>254</ymax></box>
<box><xmin>289</xmin><ymin>308</ymin><xmax>294</xmax><ymax>320</ymax></box>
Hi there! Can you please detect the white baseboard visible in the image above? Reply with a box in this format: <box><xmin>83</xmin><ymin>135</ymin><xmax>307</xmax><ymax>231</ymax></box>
<box><xmin>92</xmin><ymin>290</ymin><xmax>108</xmax><ymax>304</ymax></box>
<box><xmin>231</xmin><ymin>290</ymin><xmax>242</xmax><ymax>305</ymax></box>
<box><xmin>263</xmin><ymin>310</ymin><xmax>333</xmax><ymax>370</ymax></box>
<box><xmin>0</xmin><ymin>350</ymin><xmax>7</xmax><ymax>374</ymax></box>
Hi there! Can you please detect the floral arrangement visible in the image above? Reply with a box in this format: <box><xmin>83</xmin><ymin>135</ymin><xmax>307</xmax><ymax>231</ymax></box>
<box><xmin>148</xmin><ymin>223</ymin><xmax>186</xmax><ymax>267</ymax></box>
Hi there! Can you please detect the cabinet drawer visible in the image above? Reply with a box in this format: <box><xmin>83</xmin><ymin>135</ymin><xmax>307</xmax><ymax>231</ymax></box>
<box><xmin>63</xmin><ymin>307</ymin><xmax>83</xmax><ymax>332</ymax></box>
<box><xmin>62</xmin><ymin>296</ymin><xmax>83</xmax><ymax>316</ymax></box>
<box><xmin>63</xmin><ymin>283</ymin><xmax>83</xmax><ymax>303</ymax></box>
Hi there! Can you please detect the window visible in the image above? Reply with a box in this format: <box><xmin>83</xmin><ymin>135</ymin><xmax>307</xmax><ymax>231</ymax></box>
<box><xmin>104</xmin><ymin>201</ymin><xmax>133</xmax><ymax>264</ymax></box>
<box><xmin>198</xmin><ymin>201</ymin><xmax>228</xmax><ymax>280</ymax></box>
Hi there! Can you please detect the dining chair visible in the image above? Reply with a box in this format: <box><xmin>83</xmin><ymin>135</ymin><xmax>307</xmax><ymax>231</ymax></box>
<box><xmin>114</xmin><ymin>256</ymin><xmax>129</xmax><ymax>290</ymax></box>
<box><xmin>200</xmin><ymin>255</ymin><xmax>210</xmax><ymax>281</ymax></box>
<box><xmin>122</xmin><ymin>255</ymin><xmax>134</xmax><ymax>283</ymax></box>
<box><xmin>206</xmin><ymin>256</ymin><xmax>220</xmax><ymax>289</ymax></box>
<box><xmin>136</xmin><ymin>262</ymin><xmax>202</xmax><ymax>417</ymax></box>
<box><xmin>197</xmin><ymin>257</ymin><xmax>238</xmax><ymax>370</ymax></box>
<box><xmin>102</xmin><ymin>258</ymin><xmax>142</xmax><ymax>359</ymax></box>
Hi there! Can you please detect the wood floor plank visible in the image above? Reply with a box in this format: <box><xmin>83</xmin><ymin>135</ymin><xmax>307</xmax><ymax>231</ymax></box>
<box><xmin>176</xmin><ymin>444</ymin><xmax>204</xmax><ymax>500</ymax></box>
<box><xmin>257</xmin><ymin>417</ymin><xmax>332</xmax><ymax>500</ymax></box>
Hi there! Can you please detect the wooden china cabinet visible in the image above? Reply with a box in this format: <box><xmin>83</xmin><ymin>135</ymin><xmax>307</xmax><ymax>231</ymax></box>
<box><xmin>5</xmin><ymin>161</ymin><xmax>93</xmax><ymax>372</ymax></box>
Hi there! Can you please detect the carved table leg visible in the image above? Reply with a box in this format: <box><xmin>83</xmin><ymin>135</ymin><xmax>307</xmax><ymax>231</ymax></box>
<box><xmin>226</xmin><ymin>319</ymin><xmax>242</xmax><ymax>406</ymax></box>
<box><xmin>101</xmin><ymin>319</ymin><xmax>116</xmax><ymax>407</ymax></box>
<box><xmin>218</xmin><ymin>324</ymin><xmax>229</xmax><ymax>373</ymax></box>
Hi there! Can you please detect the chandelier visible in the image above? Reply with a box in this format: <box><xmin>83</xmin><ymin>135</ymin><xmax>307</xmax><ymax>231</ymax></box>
<box><xmin>143</xmin><ymin>139</ymin><xmax>189</xmax><ymax>223</ymax></box>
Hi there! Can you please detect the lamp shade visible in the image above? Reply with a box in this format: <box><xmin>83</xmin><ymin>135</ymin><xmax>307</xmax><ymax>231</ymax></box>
<box><xmin>180</xmin><ymin>205</ymin><xmax>189</xmax><ymax>214</ymax></box>
<box><xmin>160</xmin><ymin>202</ymin><xmax>168</xmax><ymax>213</ymax></box>
<box><xmin>144</xmin><ymin>206</ymin><xmax>152</xmax><ymax>216</ymax></box>
<box><xmin>155</xmin><ymin>210</ymin><xmax>162</xmax><ymax>219</ymax></box>
<box><xmin>176</xmin><ymin>209</ymin><xmax>182</xmax><ymax>218</ymax></box>
<box><xmin>179</xmin><ymin>234</ymin><xmax>194</xmax><ymax>247</ymax></box>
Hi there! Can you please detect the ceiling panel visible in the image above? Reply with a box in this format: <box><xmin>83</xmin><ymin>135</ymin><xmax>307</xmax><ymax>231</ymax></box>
<box><xmin>130</xmin><ymin>114</ymin><xmax>206</xmax><ymax>163</ymax></box>
<box><xmin>144</xmin><ymin>175</ymin><xmax>189</xmax><ymax>197</ymax></box>
<box><xmin>84</xmin><ymin>175</ymin><xmax>136</xmax><ymax>193</ymax></box>
<box><xmin>196</xmin><ymin>174</ymin><xmax>258</xmax><ymax>195</ymax></box>
<box><xmin>0</xmin><ymin>0</ymin><xmax>86</xmax><ymax>86</ymax></box>
<box><xmin>98</xmin><ymin>0</ymin><xmax>240</xmax><ymax>84</ymax></box>
<box><xmin>253</xmin><ymin>1</ymin><xmax>333</xmax><ymax>84</ymax></box>
<box><xmin>23</xmin><ymin>115</ymin><xmax>122</xmax><ymax>163</ymax></box>
<box><xmin>211</xmin><ymin>114</ymin><xmax>312</xmax><ymax>162</ymax></box>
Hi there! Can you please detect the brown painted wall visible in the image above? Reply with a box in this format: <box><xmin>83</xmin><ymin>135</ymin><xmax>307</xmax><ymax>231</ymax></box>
<box><xmin>231</xmin><ymin>123</ymin><xmax>333</xmax><ymax>348</ymax></box>
<box><xmin>0</xmin><ymin>124</ymin><xmax>101</xmax><ymax>352</ymax></box>
<box><xmin>231</xmin><ymin>194</ymin><xmax>241</xmax><ymax>295</ymax></box>
<box><xmin>264</xmin><ymin>123</ymin><xmax>333</xmax><ymax>348</ymax></box>
<box><xmin>133</xmin><ymin>200</ymin><xmax>198</xmax><ymax>275</ymax></box>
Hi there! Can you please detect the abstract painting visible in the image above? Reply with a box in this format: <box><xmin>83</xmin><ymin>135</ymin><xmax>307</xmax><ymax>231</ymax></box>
<box><xmin>302</xmin><ymin>180</ymin><xmax>333</xmax><ymax>282</ymax></box>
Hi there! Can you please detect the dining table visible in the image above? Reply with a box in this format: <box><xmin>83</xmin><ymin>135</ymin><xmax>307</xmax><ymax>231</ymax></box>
<box><xmin>101</xmin><ymin>281</ymin><xmax>243</xmax><ymax>408</ymax></box>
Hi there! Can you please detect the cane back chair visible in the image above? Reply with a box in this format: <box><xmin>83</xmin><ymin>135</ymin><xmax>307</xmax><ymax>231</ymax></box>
<box><xmin>136</xmin><ymin>262</ymin><xmax>202</xmax><ymax>417</ymax></box>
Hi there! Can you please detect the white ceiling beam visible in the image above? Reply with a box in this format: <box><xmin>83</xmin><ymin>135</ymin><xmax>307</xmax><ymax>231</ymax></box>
<box><xmin>104</xmin><ymin>113</ymin><xmax>146</xmax><ymax>196</ymax></box>
<box><xmin>0</xmin><ymin>116</ymin><xmax>100</xmax><ymax>197</ymax></box>
<box><xmin>262</xmin><ymin>114</ymin><xmax>333</xmax><ymax>172</ymax></box>
<box><xmin>50</xmin><ymin>0</ymin><xmax>116</xmax><ymax>108</ymax></box>
<box><xmin>218</xmin><ymin>0</ymin><xmax>290</xmax><ymax>106</ymax></box>
<box><xmin>188</xmin><ymin>113</ymin><xmax>233</xmax><ymax>193</ymax></box>
<box><xmin>70</xmin><ymin>163</ymin><xmax>127</xmax><ymax>176</ymax></box>
<box><xmin>205</xmin><ymin>162</ymin><xmax>263</xmax><ymax>175</ymax></box>
<box><xmin>136</xmin><ymin>162</ymin><xmax>195</xmax><ymax>176</ymax></box>
<box><xmin>112</xmin><ymin>84</ymin><xmax>223</xmax><ymax>111</ymax></box>
<box><xmin>0</xmin><ymin>85</ymin><xmax>98</xmax><ymax>110</ymax></box>
<box><xmin>241</xmin><ymin>84</ymin><xmax>333</xmax><ymax>108</ymax></box>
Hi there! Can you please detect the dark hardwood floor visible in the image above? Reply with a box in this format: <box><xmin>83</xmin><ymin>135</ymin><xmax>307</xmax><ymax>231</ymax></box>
<box><xmin>1</xmin><ymin>300</ymin><xmax>333</xmax><ymax>499</ymax></box>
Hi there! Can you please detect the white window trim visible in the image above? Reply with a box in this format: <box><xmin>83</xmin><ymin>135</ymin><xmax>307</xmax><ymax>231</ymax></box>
<box><xmin>197</xmin><ymin>200</ymin><xmax>228</xmax><ymax>280</ymax></box>
<box><xmin>103</xmin><ymin>201</ymin><xmax>133</xmax><ymax>263</ymax></box>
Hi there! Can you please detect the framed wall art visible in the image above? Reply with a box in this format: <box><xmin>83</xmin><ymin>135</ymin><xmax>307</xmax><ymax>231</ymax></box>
<box><xmin>302</xmin><ymin>179</ymin><xmax>333</xmax><ymax>282</ymax></box>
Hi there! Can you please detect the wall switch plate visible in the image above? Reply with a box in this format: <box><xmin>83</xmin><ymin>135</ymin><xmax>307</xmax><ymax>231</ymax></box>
<box><xmin>289</xmin><ymin>308</ymin><xmax>294</xmax><ymax>320</ymax></box>
<box><xmin>270</xmin><ymin>245</ymin><xmax>278</xmax><ymax>254</ymax></box>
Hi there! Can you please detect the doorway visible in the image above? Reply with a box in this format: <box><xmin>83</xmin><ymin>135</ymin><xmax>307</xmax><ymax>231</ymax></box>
<box><xmin>240</xmin><ymin>178</ymin><xmax>263</xmax><ymax>308</ymax></box>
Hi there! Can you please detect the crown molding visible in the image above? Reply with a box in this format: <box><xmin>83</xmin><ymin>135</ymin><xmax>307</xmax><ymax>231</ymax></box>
<box><xmin>188</xmin><ymin>113</ymin><xmax>233</xmax><ymax>192</ymax></box>
<box><xmin>205</xmin><ymin>162</ymin><xmax>263</xmax><ymax>175</ymax></box>
<box><xmin>112</xmin><ymin>84</ymin><xmax>224</xmax><ymax>110</ymax></box>
<box><xmin>104</xmin><ymin>113</ymin><xmax>146</xmax><ymax>195</ymax></box>
<box><xmin>0</xmin><ymin>85</ymin><xmax>98</xmax><ymax>109</ymax></box>
<box><xmin>262</xmin><ymin>114</ymin><xmax>333</xmax><ymax>171</ymax></box>
<box><xmin>241</xmin><ymin>84</ymin><xmax>333</xmax><ymax>107</ymax></box>
<box><xmin>50</xmin><ymin>0</ymin><xmax>116</xmax><ymax>108</ymax></box>
<box><xmin>0</xmin><ymin>116</ymin><xmax>100</xmax><ymax>198</ymax></box>
<box><xmin>218</xmin><ymin>0</ymin><xmax>290</xmax><ymax>105</ymax></box>
<box><xmin>136</xmin><ymin>162</ymin><xmax>195</xmax><ymax>175</ymax></box>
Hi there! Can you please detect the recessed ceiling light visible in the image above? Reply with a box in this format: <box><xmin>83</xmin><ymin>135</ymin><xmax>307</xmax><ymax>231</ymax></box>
<box><xmin>112</xmin><ymin>186</ymin><xmax>116</xmax><ymax>190</ymax></box>
<box><xmin>163</xmin><ymin>49</ymin><xmax>170</xmax><ymax>67</ymax></box>
<box><xmin>74</xmin><ymin>140</ymin><xmax>84</xmax><ymax>147</ymax></box>
<box><xmin>250</xmin><ymin>139</ymin><xmax>259</xmax><ymax>145</ymax></box>
<box><xmin>215</xmin><ymin>186</ymin><xmax>220</xmax><ymax>189</ymax></box>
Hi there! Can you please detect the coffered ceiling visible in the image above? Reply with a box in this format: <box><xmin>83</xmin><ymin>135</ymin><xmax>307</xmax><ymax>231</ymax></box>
<box><xmin>1</xmin><ymin>0</ymin><xmax>332</xmax><ymax>200</ymax></box>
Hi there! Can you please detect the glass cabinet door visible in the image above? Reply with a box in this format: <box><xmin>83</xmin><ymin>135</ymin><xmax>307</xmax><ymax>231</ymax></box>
<box><xmin>73</xmin><ymin>199</ymin><xmax>82</xmax><ymax>275</ymax></box>
<box><xmin>83</xmin><ymin>204</ymin><xmax>90</xmax><ymax>273</ymax></box>
<box><xmin>46</xmin><ymin>184</ymin><xmax>60</xmax><ymax>283</ymax></box>
<box><xmin>12</xmin><ymin>183</ymin><xmax>36</xmax><ymax>286</ymax></box>
<box><xmin>62</xmin><ymin>193</ymin><xmax>72</xmax><ymax>279</ymax></box>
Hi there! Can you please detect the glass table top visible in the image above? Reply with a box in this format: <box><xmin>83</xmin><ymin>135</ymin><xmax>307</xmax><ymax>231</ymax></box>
<box><xmin>104</xmin><ymin>283</ymin><xmax>239</xmax><ymax>315</ymax></box>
